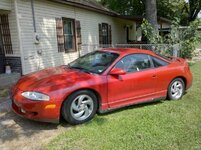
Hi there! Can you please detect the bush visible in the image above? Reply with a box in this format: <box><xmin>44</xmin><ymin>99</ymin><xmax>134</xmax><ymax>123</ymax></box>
<box><xmin>141</xmin><ymin>19</ymin><xmax>201</xmax><ymax>58</ymax></box>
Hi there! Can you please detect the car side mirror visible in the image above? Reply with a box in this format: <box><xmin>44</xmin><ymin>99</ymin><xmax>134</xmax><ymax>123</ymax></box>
<box><xmin>110</xmin><ymin>68</ymin><xmax>126</xmax><ymax>75</ymax></box>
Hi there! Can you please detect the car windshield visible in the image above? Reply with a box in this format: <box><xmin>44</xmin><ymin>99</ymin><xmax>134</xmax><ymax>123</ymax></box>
<box><xmin>68</xmin><ymin>51</ymin><xmax>119</xmax><ymax>74</ymax></box>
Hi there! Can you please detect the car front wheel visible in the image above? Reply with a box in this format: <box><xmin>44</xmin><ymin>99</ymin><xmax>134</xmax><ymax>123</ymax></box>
<box><xmin>168</xmin><ymin>78</ymin><xmax>185</xmax><ymax>100</ymax></box>
<box><xmin>62</xmin><ymin>90</ymin><xmax>98</xmax><ymax>125</ymax></box>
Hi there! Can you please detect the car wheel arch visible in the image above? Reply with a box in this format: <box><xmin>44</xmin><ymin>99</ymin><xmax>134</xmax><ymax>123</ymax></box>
<box><xmin>60</xmin><ymin>88</ymin><xmax>102</xmax><ymax>118</ymax></box>
<box><xmin>166</xmin><ymin>76</ymin><xmax>187</xmax><ymax>100</ymax></box>
<box><xmin>170</xmin><ymin>76</ymin><xmax>187</xmax><ymax>89</ymax></box>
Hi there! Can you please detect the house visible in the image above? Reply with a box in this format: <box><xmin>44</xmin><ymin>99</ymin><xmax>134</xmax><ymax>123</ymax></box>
<box><xmin>0</xmin><ymin>0</ymin><xmax>171</xmax><ymax>75</ymax></box>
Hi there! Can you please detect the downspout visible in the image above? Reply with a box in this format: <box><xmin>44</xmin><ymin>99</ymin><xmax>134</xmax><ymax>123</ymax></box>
<box><xmin>31</xmin><ymin>0</ymin><xmax>41</xmax><ymax>70</ymax></box>
<box><xmin>31</xmin><ymin>0</ymin><xmax>36</xmax><ymax>32</ymax></box>
<box><xmin>14</xmin><ymin>0</ymin><xmax>25</xmax><ymax>75</ymax></box>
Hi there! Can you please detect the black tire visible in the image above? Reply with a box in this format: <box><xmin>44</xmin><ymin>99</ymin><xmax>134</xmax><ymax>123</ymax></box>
<box><xmin>61</xmin><ymin>90</ymin><xmax>98</xmax><ymax>125</ymax></box>
<box><xmin>167</xmin><ymin>78</ymin><xmax>185</xmax><ymax>100</ymax></box>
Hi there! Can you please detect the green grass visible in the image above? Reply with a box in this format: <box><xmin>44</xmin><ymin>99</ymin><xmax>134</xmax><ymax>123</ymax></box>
<box><xmin>46</xmin><ymin>62</ymin><xmax>201</xmax><ymax>150</ymax></box>
<box><xmin>0</xmin><ymin>89</ymin><xmax>9</xmax><ymax>98</ymax></box>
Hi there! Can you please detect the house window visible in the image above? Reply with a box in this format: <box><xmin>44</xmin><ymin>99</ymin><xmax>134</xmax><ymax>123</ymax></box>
<box><xmin>99</xmin><ymin>23</ymin><xmax>112</xmax><ymax>45</ymax></box>
<box><xmin>63</xmin><ymin>18</ymin><xmax>75</xmax><ymax>51</ymax></box>
<box><xmin>56</xmin><ymin>18</ymin><xmax>81</xmax><ymax>53</ymax></box>
<box><xmin>0</xmin><ymin>14</ymin><xmax>13</xmax><ymax>54</ymax></box>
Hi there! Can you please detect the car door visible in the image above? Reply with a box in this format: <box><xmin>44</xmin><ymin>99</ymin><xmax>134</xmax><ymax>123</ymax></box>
<box><xmin>150</xmin><ymin>55</ymin><xmax>172</xmax><ymax>97</ymax></box>
<box><xmin>107</xmin><ymin>53</ymin><xmax>157</xmax><ymax>108</ymax></box>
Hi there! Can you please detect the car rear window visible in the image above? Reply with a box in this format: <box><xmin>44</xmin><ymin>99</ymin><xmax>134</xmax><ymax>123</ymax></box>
<box><xmin>151</xmin><ymin>56</ymin><xmax>169</xmax><ymax>68</ymax></box>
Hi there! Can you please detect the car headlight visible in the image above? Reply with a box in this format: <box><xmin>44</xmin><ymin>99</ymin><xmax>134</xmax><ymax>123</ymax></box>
<box><xmin>21</xmin><ymin>92</ymin><xmax>50</xmax><ymax>101</ymax></box>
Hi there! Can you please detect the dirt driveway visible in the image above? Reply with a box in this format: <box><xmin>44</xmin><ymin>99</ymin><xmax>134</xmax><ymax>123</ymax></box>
<box><xmin>0</xmin><ymin>98</ymin><xmax>69</xmax><ymax>150</ymax></box>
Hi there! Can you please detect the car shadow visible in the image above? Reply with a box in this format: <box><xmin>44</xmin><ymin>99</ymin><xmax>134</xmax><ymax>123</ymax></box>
<box><xmin>0</xmin><ymin>111</ymin><xmax>71</xmax><ymax>144</ymax></box>
<box><xmin>99</xmin><ymin>100</ymin><xmax>164</xmax><ymax>116</ymax></box>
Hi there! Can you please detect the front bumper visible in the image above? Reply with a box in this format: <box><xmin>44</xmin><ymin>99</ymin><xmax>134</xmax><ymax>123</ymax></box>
<box><xmin>11</xmin><ymin>89</ymin><xmax>61</xmax><ymax>123</ymax></box>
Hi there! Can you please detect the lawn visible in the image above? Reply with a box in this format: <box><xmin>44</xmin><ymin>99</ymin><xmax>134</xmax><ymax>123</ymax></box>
<box><xmin>46</xmin><ymin>61</ymin><xmax>201</xmax><ymax>150</ymax></box>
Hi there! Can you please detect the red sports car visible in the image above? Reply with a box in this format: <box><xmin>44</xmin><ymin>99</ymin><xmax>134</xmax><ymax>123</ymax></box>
<box><xmin>11</xmin><ymin>48</ymin><xmax>192</xmax><ymax>125</ymax></box>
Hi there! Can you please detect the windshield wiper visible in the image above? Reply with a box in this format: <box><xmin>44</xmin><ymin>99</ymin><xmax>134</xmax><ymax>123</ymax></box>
<box><xmin>69</xmin><ymin>66</ymin><xmax>93</xmax><ymax>74</ymax></box>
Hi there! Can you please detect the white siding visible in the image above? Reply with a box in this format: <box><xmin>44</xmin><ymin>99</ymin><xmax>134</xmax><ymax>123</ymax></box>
<box><xmin>17</xmin><ymin>0</ymin><xmax>134</xmax><ymax>74</ymax></box>
<box><xmin>0</xmin><ymin>0</ymin><xmax>11</xmax><ymax>10</ymax></box>
<box><xmin>6</xmin><ymin>0</ymin><xmax>20</xmax><ymax>57</ymax></box>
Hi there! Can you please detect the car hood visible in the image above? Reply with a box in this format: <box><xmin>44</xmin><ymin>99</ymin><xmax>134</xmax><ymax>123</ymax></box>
<box><xmin>16</xmin><ymin>66</ymin><xmax>92</xmax><ymax>91</ymax></box>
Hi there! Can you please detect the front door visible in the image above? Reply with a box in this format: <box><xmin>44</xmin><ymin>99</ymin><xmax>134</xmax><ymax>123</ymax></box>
<box><xmin>0</xmin><ymin>30</ymin><xmax>5</xmax><ymax>73</ymax></box>
<box><xmin>107</xmin><ymin>53</ymin><xmax>157</xmax><ymax>108</ymax></box>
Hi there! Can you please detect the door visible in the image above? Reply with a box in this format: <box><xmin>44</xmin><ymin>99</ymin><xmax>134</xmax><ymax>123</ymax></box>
<box><xmin>0</xmin><ymin>29</ymin><xmax>5</xmax><ymax>73</ymax></box>
<box><xmin>126</xmin><ymin>26</ymin><xmax>129</xmax><ymax>43</ymax></box>
<box><xmin>107</xmin><ymin>54</ymin><xmax>157</xmax><ymax>108</ymax></box>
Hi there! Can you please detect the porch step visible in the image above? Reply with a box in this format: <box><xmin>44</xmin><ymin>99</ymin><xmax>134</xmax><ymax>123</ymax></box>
<box><xmin>0</xmin><ymin>73</ymin><xmax>21</xmax><ymax>89</ymax></box>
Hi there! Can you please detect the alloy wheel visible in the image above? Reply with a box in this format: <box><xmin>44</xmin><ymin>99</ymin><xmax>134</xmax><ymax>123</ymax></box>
<box><xmin>170</xmin><ymin>80</ymin><xmax>184</xmax><ymax>99</ymax></box>
<box><xmin>70</xmin><ymin>94</ymin><xmax>94</xmax><ymax>121</ymax></box>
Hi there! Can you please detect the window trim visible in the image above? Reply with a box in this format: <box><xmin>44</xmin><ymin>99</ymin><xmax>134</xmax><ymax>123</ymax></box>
<box><xmin>150</xmin><ymin>56</ymin><xmax>170</xmax><ymax>68</ymax></box>
<box><xmin>111</xmin><ymin>53</ymin><xmax>154</xmax><ymax>74</ymax></box>
<box><xmin>62</xmin><ymin>17</ymin><xmax>76</xmax><ymax>53</ymax></box>
<box><xmin>99</xmin><ymin>22</ymin><xmax>112</xmax><ymax>45</ymax></box>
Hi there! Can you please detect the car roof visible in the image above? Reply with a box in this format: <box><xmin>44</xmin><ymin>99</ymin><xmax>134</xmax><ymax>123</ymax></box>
<box><xmin>99</xmin><ymin>48</ymin><xmax>156</xmax><ymax>56</ymax></box>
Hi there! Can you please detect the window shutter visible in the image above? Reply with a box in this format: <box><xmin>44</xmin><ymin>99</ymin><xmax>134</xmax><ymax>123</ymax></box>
<box><xmin>108</xmin><ymin>25</ymin><xmax>112</xmax><ymax>45</ymax></box>
<box><xmin>75</xmin><ymin>20</ymin><xmax>82</xmax><ymax>51</ymax></box>
<box><xmin>99</xmin><ymin>23</ymin><xmax>103</xmax><ymax>45</ymax></box>
<box><xmin>0</xmin><ymin>15</ymin><xmax>13</xmax><ymax>54</ymax></box>
<box><xmin>55</xmin><ymin>18</ymin><xmax>64</xmax><ymax>52</ymax></box>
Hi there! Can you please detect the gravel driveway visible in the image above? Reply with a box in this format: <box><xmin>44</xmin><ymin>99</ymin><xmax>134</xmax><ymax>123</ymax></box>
<box><xmin>0</xmin><ymin>98</ymin><xmax>69</xmax><ymax>150</ymax></box>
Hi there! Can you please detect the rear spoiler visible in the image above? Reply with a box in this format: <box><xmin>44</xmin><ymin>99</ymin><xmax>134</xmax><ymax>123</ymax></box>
<box><xmin>166</xmin><ymin>56</ymin><xmax>183</xmax><ymax>62</ymax></box>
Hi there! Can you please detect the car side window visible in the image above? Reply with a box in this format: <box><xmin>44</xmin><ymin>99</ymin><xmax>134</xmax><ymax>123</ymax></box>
<box><xmin>151</xmin><ymin>56</ymin><xmax>169</xmax><ymax>68</ymax></box>
<box><xmin>115</xmin><ymin>54</ymin><xmax>152</xmax><ymax>73</ymax></box>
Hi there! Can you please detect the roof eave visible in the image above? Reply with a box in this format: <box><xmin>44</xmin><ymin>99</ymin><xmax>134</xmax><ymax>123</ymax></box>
<box><xmin>50</xmin><ymin>0</ymin><xmax>118</xmax><ymax>17</ymax></box>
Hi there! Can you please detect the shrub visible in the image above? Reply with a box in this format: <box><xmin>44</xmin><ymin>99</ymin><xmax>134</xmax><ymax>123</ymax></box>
<box><xmin>141</xmin><ymin>19</ymin><xmax>201</xmax><ymax>58</ymax></box>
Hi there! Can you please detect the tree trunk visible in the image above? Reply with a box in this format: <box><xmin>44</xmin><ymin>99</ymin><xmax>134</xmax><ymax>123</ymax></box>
<box><xmin>145</xmin><ymin>0</ymin><xmax>158</xmax><ymax>31</ymax></box>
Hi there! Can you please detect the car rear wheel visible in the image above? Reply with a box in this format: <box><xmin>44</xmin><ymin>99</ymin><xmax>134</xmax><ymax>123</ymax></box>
<box><xmin>61</xmin><ymin>90</ymin><xmax>98</xmax><ymax>125</ymax></box>
<box><xmin>168</xmin><ymin>78</ymin><xmax>185</xmax><ymax>100</ymax></box>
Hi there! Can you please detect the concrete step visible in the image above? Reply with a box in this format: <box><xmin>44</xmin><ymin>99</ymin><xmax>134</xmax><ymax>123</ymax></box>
<box><xmin>0</xmin><ymin>73</ymin><xmax>21</xmax><ymax>89</ymax></box>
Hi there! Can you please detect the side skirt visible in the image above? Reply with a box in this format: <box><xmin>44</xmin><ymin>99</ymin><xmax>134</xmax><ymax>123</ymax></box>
<box><xmin>98</xmin><ymin>96</ymin><xmax>166</xmax><ymax>114</ymax></box>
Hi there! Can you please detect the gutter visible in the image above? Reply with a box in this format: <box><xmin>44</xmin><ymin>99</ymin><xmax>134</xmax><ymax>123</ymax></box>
<box><xmin>49</xmin><ymin>0</ymin><xmax>119</xmax><ymax>17</ymax></box>
<box><xmin>14</xmin><ymin>0</ymin><xmax>25</xmax><ymax>75</ymax></box>
<box><xmin>31</xmin><ymin>0</ymin><xmax>37</xmax><ymax>32</ymax></box>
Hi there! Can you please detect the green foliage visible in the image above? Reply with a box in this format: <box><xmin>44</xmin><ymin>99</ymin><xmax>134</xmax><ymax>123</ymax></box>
<box><xmin>98</xmin><ymin>0</ymin><xmax>201</xmax><ymax>26</ymax></box>
<box><xmin>158</xmin><ymin>0</ymin><xmax>201</xmax><ymax>25</ymax></box>
<box><xmin>99</xmin><ymin>0</ymin><xmax>144</xmax><ymax>15</ymax></box>
<box><xmin>141</xmin><ymin>18</ymin><xmax>201</xmax><ymax>58</ymax></box>
<box><xmin>0</xmin><ymin>89</ymin><xmax>9</xmax><ymax>98</ymax></box>
<box><xmin>157</xmin><ymin>0</ymin><xmax>185</xmax><ymax>22</ymax></box>
<box><xmin>141</xmin><ymin>19</ymin><xmax>163</xmax><ymax>44</ymax></box>
<box><xmin>180</xmin><ymin>21</ymin><xmax>201</xmax><ymax>58</ymax></box>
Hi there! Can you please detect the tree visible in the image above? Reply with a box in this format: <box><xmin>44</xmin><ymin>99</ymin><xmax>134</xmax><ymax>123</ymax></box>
<box><xmin>188</xmin><ymin>0</ymin><xmax>201</xmax><ymax>22</ymax></box>
<box><xmin>98</xmin><ymin>0</ymin><xmax>201</xmax><ymax>26</ymax></box>
<box><xmin>145</xmin><ymin>0</ymin><xmax>158</xmax><ymax>31</ymax></box>
<box><xmin>183</xmin><ymin>0</ymin><xmax>201</xmax><ymax>24</ymax></box>
<box><xmin>157</xmin><ymin>0</ymin><xmax>186</xmax><ymax>21</ymax></box>
<box><xmin>99</xmin><ymin>0</ymin><xmax>144</xmax><ymax>16</ymax></box>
